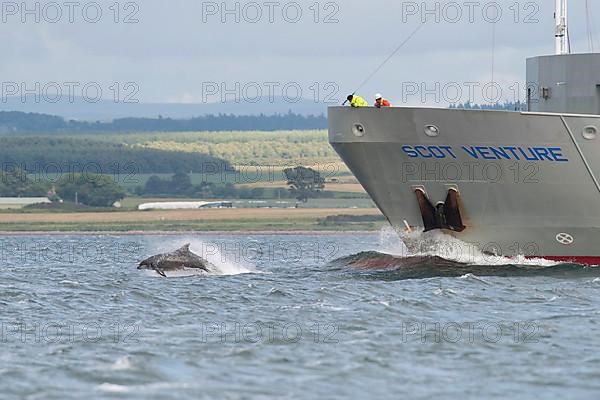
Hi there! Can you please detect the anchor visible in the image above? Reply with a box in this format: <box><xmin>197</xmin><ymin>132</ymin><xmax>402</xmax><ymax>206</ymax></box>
<box><xmin>415</xmin><ymin>188</ymin><xmax>466</xmax><ymax>232</ymax></box>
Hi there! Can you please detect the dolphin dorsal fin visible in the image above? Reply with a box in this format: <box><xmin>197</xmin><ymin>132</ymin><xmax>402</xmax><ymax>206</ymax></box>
<box><xmin>180</xmin><ymin>243</ymin><xmax>191</xmax><ymax>252</ymax></box>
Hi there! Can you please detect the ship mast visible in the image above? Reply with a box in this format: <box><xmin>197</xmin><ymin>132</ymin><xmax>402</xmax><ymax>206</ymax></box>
<box><xmin>555</xmin><ymin>0</ymin><xmax>570</xmax><ymax>54</ymax></box>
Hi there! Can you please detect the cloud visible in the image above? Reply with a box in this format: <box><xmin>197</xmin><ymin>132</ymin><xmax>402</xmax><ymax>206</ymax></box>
<box><xmin>0</xmin><ymin>0</ymin><xmax>598</xmax><ymax>104</ymax></box>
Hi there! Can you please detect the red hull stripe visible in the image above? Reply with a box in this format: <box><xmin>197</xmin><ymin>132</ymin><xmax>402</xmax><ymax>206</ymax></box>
<box><xmin>532</xmin><ymin>256</ymin><xmax>600</xmax><ymax>266</ymax></box>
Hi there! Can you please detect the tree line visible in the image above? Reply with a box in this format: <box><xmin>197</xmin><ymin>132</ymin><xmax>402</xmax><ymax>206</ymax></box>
<box><xmin>0</xmin><ymin>111</ymin><xmax>327</xmax><ymax>133</ymax></box>
<box><xmin>0</xmin><ymin>103</ymin><xmax>527</xmax><ymax>135</ymax></box>
<box><xmin>449</xmin><ymin>101</ymin><xmax>526</xmax><ymax>111</ymax></box>
<box><xmin>0</xmin><ymin>168</ymin><xmax>125</xmax><ymax>207</ymax></box>
<box><xmin>137</xmin><ymin>172</ymin><xmax>279</xmax><ymax>199</ymax></box>
<box><xmin>0</xmin><ymin>137</ymin><xmax>232</xmax><ymax>174</ymax></box>
<box><xmin>138</xmin><ymin>170</ymin><xmax>332</xmax><ymax>202</ymax></box>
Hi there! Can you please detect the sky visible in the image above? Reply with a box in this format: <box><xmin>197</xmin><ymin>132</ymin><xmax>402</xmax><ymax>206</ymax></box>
<box><xmin>1</xmin><ymin>0</ymin><xmax>599</xmax><ymax>110</ymax></box>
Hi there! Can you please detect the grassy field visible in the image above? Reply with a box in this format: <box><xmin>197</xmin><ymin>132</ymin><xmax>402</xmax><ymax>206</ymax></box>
<box><xmin>29</xmin><ymin>130</ymin><xmax>353</xmax><ymax>189</ymax></box>
<box><xmin>0</xmin><ymin>208</ymin><xmax>385</xmax><ymax>232</ymax></box>
<box><xmin>126</xmin><ymin>129</ymin><xmax>354</xmax><ymax>193</ymax></box>
<box><xmin>38</xmin><ymin>130</ymin><xmax>343</xmax><ymax>167</ymax></box>
<box><xmin>112</xmin><ymin>166</ymin><xmax>355</xmax><ymax>191</ymax></box>
<box><xmin>121</xmin><ymin>130</ymin><xmax>340</xmax><ymax>166</ymax></box>
<box><xmin>0</xmin><ymin>130</ymin><xmax>376</xmax><ymax>231</ymax></box>
<box><xmin>238</xmin><ymin>180</ymin><xmax>365</xmax><ymax>193</ymax></box>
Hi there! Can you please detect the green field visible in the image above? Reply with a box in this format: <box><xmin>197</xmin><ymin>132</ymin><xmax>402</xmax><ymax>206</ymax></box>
<box><xmin>0</xmin><ymin>219</ymin><xmax>387</xmax><ymax>232</ymax></box>
<box><xmin>11</xmin><ymin>130</ymin><xmax>353</xmax><ymax>189</ymax></box>
<box><xmin>0</xmin><ymin>129</ymin><xmax>378</xmax><ymax>232</ymax></box>
<box><xmin>25</xmin><ymin>129</ymin><xmax>343</xmax><ymax>167</ymax></box>
<box><xmin>95</xmin><ymin>130</ymin><xmax>341</xmax><ymax>166</ymax></box>
<box><xmin>0</xmin><ymin>207</ymin><xmax>385</xmax><ymax>232</ymax></box>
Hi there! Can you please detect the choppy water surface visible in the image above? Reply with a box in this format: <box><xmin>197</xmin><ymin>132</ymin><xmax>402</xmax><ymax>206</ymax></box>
<box><xmin>1</xmin><ymin>231</ymin><xmax>600</xmax><ymax>399</ymax></box>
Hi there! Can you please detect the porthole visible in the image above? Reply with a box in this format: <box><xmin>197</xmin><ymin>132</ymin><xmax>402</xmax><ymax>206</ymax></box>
<box><xmin>352</xmin><ymin>123</ymin><xmax>365</xmax><ymax>137</ymax></box>
<box><xmin>582</xmin><ymin>125</ymin><xmax>598</xmax><ymax>140</ymax></box>
<box><xmin>424</xmin><ymin>125</ymin><xmax>440</xmax><ymax>137</ymax></box>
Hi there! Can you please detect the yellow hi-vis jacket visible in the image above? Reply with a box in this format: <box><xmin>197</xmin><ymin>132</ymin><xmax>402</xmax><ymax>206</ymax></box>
<box><xmin>350</xmin><ymin>95</ymin><xmax>369</xmax><ymax>107</ymax></box>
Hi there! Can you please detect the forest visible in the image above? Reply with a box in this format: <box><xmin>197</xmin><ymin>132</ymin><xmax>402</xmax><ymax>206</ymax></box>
<box><xmin>0</xmin><ymin>136</ymin><xmax>232</xmax><ymax>174</ymax></box>
<box><xmin>0</xmin><ymin>111</ymin><xmax>327</xmax><ymax>133</ymax></box>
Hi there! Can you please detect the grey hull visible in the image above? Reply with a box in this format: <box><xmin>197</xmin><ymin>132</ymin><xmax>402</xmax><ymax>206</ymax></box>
<box><xmin>329</xmin><ymin>106</ymin><xmax>600</xmax><ymax>263</ymax></box>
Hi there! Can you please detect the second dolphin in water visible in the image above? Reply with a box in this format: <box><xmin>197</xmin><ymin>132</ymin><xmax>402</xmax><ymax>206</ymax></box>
<box><xmin>138</xmin><ymin>244</ymin><xmax>215</xmax><ymax>277</ymax></box>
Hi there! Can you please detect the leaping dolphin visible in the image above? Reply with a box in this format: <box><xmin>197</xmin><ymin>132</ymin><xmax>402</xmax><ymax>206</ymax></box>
<box><xmin>138</xmin><ymin>244</ymin><xmax>215</xmax><ymax>277</ymax></box>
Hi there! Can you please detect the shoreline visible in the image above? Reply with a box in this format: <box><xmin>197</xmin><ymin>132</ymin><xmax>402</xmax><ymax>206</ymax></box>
<box><xmin>0</xmin><ymin>208</ymin><xmax>385</xmax><ymax>234</ymax></box>
<box><xmin>0</xmin><ymin>230</ymin><xmax>381</xmax><ymax>236</ymax></box>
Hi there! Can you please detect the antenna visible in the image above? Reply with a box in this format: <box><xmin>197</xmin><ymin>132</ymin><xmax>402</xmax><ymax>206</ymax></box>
<box><xmin>555</xmin><ymin>0</ymin><xmax>570</xmax><ymax>55</ymax></box>
<box><xmin>586</xmin><ymin>0</ymin><xmax>596</xmax><ymax>52</ymax></box>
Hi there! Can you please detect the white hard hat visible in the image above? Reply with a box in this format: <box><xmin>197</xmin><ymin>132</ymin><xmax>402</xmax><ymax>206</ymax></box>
<box><xmin>375</xmin><ymin>93</ymin><xmax>382</xmax><ymax>100</ymax></box>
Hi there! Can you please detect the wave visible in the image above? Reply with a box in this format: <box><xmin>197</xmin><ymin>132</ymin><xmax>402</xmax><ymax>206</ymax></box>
<box><xmin>329</xmin><ymin>250</ymin><xmax>600</xmax><ymax>280</ymax></box>
<box><xmin>328</xmin><ymin>228</ymin><xmax>600</xmax><ymax>280</ymax></box>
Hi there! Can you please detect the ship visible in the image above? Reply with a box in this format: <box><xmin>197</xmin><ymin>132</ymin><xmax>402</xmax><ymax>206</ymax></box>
<box><xmin>329</xmin><ymin>0</ymin><xmax>600</xmax><ymax>264</ymax></box>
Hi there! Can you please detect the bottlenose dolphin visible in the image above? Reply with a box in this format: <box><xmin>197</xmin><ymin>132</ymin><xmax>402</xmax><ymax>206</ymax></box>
<box><xmin>138</xmin><ymin>244</ymin><xmax>214</xmax><ymax>277</ymax></box>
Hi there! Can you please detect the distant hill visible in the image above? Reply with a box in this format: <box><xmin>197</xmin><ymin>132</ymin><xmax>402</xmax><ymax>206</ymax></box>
<box><xmin>0</xmin><ymin>110</ymin><xmax>327</xmax><ymax>133</ymax></box>
<box><xmin>0</xmin><ymin>96</ymin><xmax>332</xmax><ymax>121</ymax></box>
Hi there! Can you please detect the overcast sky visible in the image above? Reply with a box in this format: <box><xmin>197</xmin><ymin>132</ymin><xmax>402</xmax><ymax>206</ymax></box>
<box><xmin>1</xmin><ymin>0</ymin><xmax>599</xmax><ymax>109</ymax></box>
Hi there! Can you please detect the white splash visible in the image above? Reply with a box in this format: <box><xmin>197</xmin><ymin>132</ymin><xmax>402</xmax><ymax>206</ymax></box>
<box><xmin>97</xmin><ymin>383</ymin><xmax>129</xmax><ymax>393</ymax></box>
<box><xmin>380</xmin><ymin>227</ymin><xmax>559</xmax><ymax>267</ymax></box>
<box><xmin>59</xmin><ymin>280</ymin><xmax>81</xmax><ymax>286</ymax></box>
<box><xmin>377</xmin><ymin>226</ymin><xmax>410</xmax><ymax>256</ymax></box>
<box><xmin>110</xmin><ymin>356</ymin><xmax>134</xmax><ymax>371</ymax></box>
<box><xmin>143</xmin><ymin>237</ymin><xmax>259</xmax><ymax>277</ymax></box>
<box><xmin>459</xmin><ymin>273</ymin><xmax>491</xmax><ymax>284</ymax></box>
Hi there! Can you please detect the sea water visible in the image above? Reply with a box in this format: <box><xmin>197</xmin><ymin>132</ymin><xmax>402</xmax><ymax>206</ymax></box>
<box><xmin>1</xmin><ymin>232</ymin><xmax>599</xmax><ymax>399</ymax></box>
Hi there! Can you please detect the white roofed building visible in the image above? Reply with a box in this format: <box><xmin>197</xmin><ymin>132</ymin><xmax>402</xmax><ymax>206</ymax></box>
<box><xmin>0</xmin><ymin>197</ymin><xmax>51</xmax><ymax>209</ymax></box>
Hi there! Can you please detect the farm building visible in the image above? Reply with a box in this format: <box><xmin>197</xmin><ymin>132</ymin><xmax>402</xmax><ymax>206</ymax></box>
<box><xmin>137</xmin><ymin>201</ymin><xmax>233</xmax><ymax>211</ymax></box>
<box><xmin>0</xmin><ymin>197</ymin><xmax>51</xmax><ymax>209</ymax></box>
